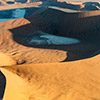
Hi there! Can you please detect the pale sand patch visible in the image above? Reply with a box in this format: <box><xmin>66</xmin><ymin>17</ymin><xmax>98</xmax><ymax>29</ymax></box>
<box><xmin>1</xmin><ymin>68</ymin><xmax>28</xmax><ymax>100</ymax></box>
<box><xmin>0</xmin><ymin>52</ymin><xmax>16</xmax><ymax>66</ymax></box>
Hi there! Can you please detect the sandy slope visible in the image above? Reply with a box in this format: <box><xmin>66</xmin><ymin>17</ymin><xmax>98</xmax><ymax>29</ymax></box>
<box><xmin>0</xmin><ymin>52</ymin><xmax>16</xmax><ymax>66</ymax></box>
<box><xmin>0</xmin><ymin>7</ymin><xmax>100</xmax><ymax>65</ymax></box>
<box><xmin>1</xmin><ymin>68</ymin><xmax>28</xmax><ymax>100</ymax></box>
<box><xmin>2</xmin><ymin>53</ymin><xmax>100</xmax><ymax>100</ymax></box>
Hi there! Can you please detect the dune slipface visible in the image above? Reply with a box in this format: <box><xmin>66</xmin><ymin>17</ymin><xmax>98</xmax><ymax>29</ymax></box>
<box><xmin>0</xmin><ymin>71</ymin><xmax>6</xmax><ymax>99</ymax></box>
<box><xmin>0</xmin><ymin>7</ymin><xmax>100</xmax><ymax>64</ymax></box>
<box><xmin>7</xmin><ymin>7</ymin><xmax>100</xmax><ymax>44</ymax></box>
<box><xmin>25</xmin><ymin>8</ymin><xmax>100</xmax><ymax>41</ymax></box>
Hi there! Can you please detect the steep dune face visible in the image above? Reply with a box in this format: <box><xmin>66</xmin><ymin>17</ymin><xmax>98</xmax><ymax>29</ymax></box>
<box><xmin>0</xmin><ymin>0</ymin><xmax>100</xmax><ymax>12</ymax></box>
<box><xmin>0</xmin><ymin>7</ymin><xmax>100</xmax><ymax>66</ymax></box>
<box><xmin>11</xmin><ymin>8</ymin><xmax>100</xmax><ymax>41</ymax></box>
<box><xmin>3</xmin><ymin>54</ymin><xmax>100</xmax><ymax>100</ymax></box>
<box><xmin>0</xmin><ymin>17</ymin><xmax>67</xmax><ymax>64</ymax></box>
<box><xmin>1</xmin><ymin>8</ymin><xmax>100</xmax><ymax>40</ymax></box>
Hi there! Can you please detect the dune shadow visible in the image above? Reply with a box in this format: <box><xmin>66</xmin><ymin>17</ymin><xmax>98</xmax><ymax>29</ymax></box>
<box><xmin>9</xmin><ymin>23</ymin><xmax>100</xmax><ymax>62</ymax></box>
<box><xmin>0</xmin><ymin>71</ymin><xmax>6</xmax><ymax>100</ymax></box>
<box><xmin>9</xmin><ymin>8</ymin><xmax>100</xmax><ymax>62</ymax></box>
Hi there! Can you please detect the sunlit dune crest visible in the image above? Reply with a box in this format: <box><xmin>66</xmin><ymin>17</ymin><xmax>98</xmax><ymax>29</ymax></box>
<box><xmin>1</xmin><ymin>68</ymin><xmax>28</xmax><ymax>100</ymax></box>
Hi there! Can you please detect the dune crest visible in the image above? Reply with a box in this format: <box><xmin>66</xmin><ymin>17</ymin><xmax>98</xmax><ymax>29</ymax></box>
<box><xmin>3</xmin><ymin>54</ymin><xmax>100</xmax><ymax>100</ymax></box>
<box><xmin>1</xmin><ymin>68</ymin><xmax>28</xmax><ymax>100</ymax></box>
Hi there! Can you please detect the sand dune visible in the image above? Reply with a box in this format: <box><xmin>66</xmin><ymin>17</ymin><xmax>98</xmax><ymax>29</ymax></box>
<box><xmin>0</xmin><ymin>7</ymin><xmax>100</xmax><ymax>66</ymax></box>
<box><xmin>12</xmin><ymin>8</ymin><xmax>100</xmax><ymax>41</ymax></box>
<box><xmin>1</xmin><ymin>2</ymin><xmax>100</xmax><ymax>100</ymax></box>
<box><xmin>0</xmin><ymin>52</ymin><xmax>16</xmax><ymax>66</ymax></box>
<box><xmin>2</xmin><ymin>53</ymin><xmax>100</xmax><ymax>100</ymax></box>
<box><xmin>0</xmin><ymin>0</ymin><xmax>100</xmax><ymax>11</ymax></box>
<box><xmin>0</xmin><ymin>2</ymin><xmax>42</xmax><ymax>10</ymax></box>
<box><xmin>1</xmin><ymin>68</ymin><xmax>28</xmax><ymax>100</ymax></box>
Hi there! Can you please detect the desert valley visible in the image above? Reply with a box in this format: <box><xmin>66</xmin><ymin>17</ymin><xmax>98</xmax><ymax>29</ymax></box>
<box><xmin>0</xmin><ymin>0</ymin><xmax>100</xmax><ymax>100</ymax></box>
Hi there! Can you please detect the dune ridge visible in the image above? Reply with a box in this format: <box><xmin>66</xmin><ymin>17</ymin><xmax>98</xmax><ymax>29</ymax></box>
<box><xmin>1</xmin><ymin>68</ymin><xmax>28</xmax><ymax>100</ymax></box>
<box><xmin>2</xmin><ymin>53</ymin><xmax>100</xmax><ymax>100</ymax></box>
<box><xmin>0</xmin><ymin>7</ymin><xmax>100</xmax><ymax>66</ymax></box>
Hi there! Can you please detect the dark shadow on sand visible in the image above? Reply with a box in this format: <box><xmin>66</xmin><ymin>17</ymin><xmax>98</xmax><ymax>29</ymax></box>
<box><xmin>9</xmin><ymin>8</ymin><xmax>100</xmax><ymax>62</ymax></box>
<box><xmin>9</xmin><ymin>24</ymin><xmax>100</xmax><ymax>62</ymax></box>
<box><xmin>0</xmin><ymin>71</ymin><xmax>6</xmax><ymax>99</ymax></box>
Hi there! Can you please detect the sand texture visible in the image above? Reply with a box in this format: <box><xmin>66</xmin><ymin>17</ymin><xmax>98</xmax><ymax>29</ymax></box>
<box><xmin>0</xmin><ymin>0</ymin><xmax>100</xmax><ymax>100</ymax></box>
